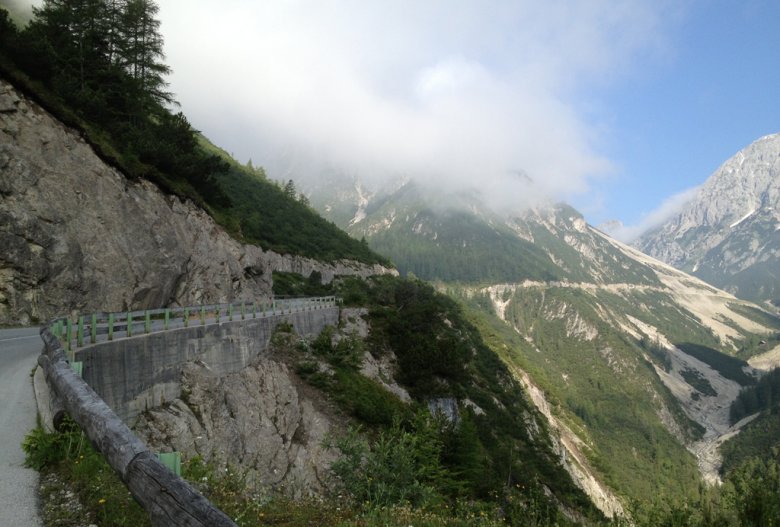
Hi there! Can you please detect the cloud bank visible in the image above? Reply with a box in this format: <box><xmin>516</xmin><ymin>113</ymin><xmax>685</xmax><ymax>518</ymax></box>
<box><xmin>157</xmin><ymin>1</ymin><xmax>675</xmax><ymax>209</ymax></box>
<box><xmin>607</xmin><ymin>186</ymin><xmax>700</xmax><ymax>242</ymax></box>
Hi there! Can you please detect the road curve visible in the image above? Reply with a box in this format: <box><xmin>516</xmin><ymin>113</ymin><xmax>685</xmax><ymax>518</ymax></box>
<box><xmin>0</xmin><ymin>327</ymin><xmax>44</xmax><ymax>526</ymax></box>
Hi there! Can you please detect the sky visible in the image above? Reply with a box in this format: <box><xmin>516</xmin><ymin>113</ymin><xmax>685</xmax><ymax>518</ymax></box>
<box><xmin>11</xmin><ymin>0</ymin><xmax>780</xmax><ymax>239</ymax></box>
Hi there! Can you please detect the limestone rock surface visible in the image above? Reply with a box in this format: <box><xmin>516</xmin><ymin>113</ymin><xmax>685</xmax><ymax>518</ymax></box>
<box><xmin>135</xmin><ymin>360</ymin><xmax>337</xmax><ymax>497</ymax></box>
<box><xmin>0</xmin><ymin>79</ymin><xmax>394</xmax><ymax>325</ymax></box>
<box><xmin>635</xmin><ymin>133</ymin><xmax>780</xmax><ymax>303</ymax></box>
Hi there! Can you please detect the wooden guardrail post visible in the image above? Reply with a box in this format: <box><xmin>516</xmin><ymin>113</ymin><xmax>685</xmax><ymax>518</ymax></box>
<box><xmin>164</xmin><ymin>309</ymin><xmax>170</xmax><ymax>330</ymax></box>
<box><xmin>184</xmin><ymin>307</ymin><xmax>189</xmax><ymax>327</ymax></box>
<box><xmin>200</xmin><ymin>306</ymin><xmax>206</xmax><ymax>326</ymax></box>
<box><xmin>38</xmin><ymin>329</ymin><xmax>236</xmax><ymax>527</ymax></box>
<box><xmin>108</xmin><ymin>313</ymin><xmax>114</xmax><ymax>341</ymax></box>
<box><xmin>144</xmin><ymin>311</ymin><xmax>151</xmax><ymax>334</ymax></box>
<box><xmin>126</xmin><ymin>312</ymin><xmax>133</xmax><ymax>337</ymax></box>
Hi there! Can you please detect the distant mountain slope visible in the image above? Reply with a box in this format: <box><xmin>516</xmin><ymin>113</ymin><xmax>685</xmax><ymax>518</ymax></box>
<box><xmin>635</xmin><ymin>133</ymin><xmax>780</xmax><ymax>305</ymax></box>
<box><xmin>312</xmin><ymin>178</ymin><xmax>659</xmax><ymax>286</ymax></box>
<box><xmin>307</xmin><ymin>176</ymin><xmax>780</xmax><ymax>512</ymax></box>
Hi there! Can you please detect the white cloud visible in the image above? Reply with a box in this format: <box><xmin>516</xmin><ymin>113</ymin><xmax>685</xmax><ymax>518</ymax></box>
<box><xmin>156</xmin><ymin>1</ymin><xmax>678</xmax><ymax>208</ymax></box>
<box><xmin>608</xmin><ymin>186</ymin><xmax>700</xmax><ymax>242</ymax></box>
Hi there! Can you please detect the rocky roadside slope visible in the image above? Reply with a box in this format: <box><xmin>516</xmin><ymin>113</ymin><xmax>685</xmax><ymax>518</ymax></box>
<box><xmin>0</xmin><ymin>79</ymin><xmax>394</xmax><ymax>326</ymax></box>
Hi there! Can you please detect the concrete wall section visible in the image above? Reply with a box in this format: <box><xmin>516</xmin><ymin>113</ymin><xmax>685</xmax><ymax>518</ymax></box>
<box><xmin>76</xmin><ymin>308</ymin><xmax>338</xmax><ymax>423</ymax></box>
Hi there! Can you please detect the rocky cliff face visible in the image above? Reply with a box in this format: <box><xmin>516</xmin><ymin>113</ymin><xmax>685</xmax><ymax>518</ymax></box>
<box><xmin>132</xmin><ymin>308</ymin><xmax>395</xmax><ymax>498</ymax></box>
<box><xmin>635</xmin><ymin>134</ymin><xmax>780</xmax><ymax>304</ymax></box>
<box><xmin>0</xmin><ymin>79</ymin><xmax>394</xmax><ymax>325</ymax></box>
<box><xmin>135</xmin><ymin>359</ymin><xmax>338</xmax><ymax>497</ymax></box>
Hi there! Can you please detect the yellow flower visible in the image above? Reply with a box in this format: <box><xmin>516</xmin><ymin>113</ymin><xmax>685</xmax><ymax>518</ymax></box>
<box><xmin>98</xmin><ymin>499</ymin><xmax>106</xmax><ymax>505</ymax></box>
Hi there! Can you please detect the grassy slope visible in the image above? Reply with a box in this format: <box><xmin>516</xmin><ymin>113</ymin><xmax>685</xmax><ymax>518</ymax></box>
<box><xmin>273</xmin><ymin>274</ymin><xmax>600</xmax><ymax>522</ymax></box>
<box><xmin>454</xmin><ymin>286</ymin><xmax>704</xmax><ymax>505</ymax></box>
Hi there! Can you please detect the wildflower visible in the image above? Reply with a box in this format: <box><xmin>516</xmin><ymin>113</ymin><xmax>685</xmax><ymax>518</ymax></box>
<box><xmin>98</xmin><ymin>498</ymin><xmax>106</xmax><ymax>505</ymax></box>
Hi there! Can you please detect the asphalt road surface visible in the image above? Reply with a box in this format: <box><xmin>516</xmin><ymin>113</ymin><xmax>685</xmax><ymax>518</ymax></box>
<box><xmin>0</xmin><ymin>327</ymin><xmax>44</xmax><ymax>526</ymax></box>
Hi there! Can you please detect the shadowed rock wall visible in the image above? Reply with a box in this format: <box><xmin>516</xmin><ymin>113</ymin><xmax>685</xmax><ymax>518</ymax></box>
<box><xmin>75</xmin><ymin>307</ymin><xmax>338</xmax><ymax>423</ymax></box>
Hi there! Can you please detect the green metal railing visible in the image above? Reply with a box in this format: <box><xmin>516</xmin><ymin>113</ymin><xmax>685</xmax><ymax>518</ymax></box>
<box><xmin>50</xmin><ymin>296</ymin><xmax>338</xmax><ymax>358</ymax></box>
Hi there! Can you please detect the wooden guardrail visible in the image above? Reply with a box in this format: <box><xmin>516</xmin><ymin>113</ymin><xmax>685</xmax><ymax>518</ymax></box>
<box><xmin>37</xmin><ymin>296</ymin><xmax>337</xmax><ymax>526</ymax></box>
<box><xmin>39</xmin><ymin>328</ymin><xmax>237</xmax><ymax>526</ymax></box>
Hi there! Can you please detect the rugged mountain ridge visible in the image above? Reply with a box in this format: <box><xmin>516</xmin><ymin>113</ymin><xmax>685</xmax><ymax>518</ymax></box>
<box><xmin>636</xmin><ymin>133</ymin><xmax>780</xmax><ymax>305</ymax></box>
<box><xmin>305</xmin><ymin>174</ymin><xmax>780</xmax><ymax>510</ymax></box>
<box><xmin>0</xmin><ymin>79</ymin><xmax>394</xmax><ymax>325</ymax></box>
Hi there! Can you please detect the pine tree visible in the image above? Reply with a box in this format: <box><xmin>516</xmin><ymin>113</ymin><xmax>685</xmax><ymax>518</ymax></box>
<box><xmin>283</xmin><ymin>179</ymin><xmax>297</xmax><ymax>199</ymax></box>
<box><xmin>118</xmin><ymin>0</ymin><xmax>172</xmax><ymax>106</ymax></box>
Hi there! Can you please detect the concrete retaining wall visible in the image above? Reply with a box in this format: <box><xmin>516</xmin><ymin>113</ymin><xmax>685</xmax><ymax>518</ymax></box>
<box><xmin>75</xmin><ymin>307</ymin><xmax>339</xmax><ymax>423</ymax></box>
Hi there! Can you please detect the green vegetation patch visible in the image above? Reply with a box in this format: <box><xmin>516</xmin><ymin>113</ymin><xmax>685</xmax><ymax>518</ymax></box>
<box><xmin>311</xmin><ymin>276</ymin><xmax>598</xmax><ymax>519</ymax></box>
<box><xmin>272</xmin><ymin>271</ymin><xmax>334</xmax><ymax>297</ymax></box>
<box><xmin>721</xmin><ymin>409</ymin><xmax>780</xmax><ymax>475</ymax></box>
<box><xmin>365</xmin><ymin>208</ymin><xmax>559</xmax><ymax>283</ymax></box>
<box><xmin>0</xmin><ymin>5</ymin><xmax>386</xmax><ymax>265</ymax></box>
<box><xmin>23</xmin><ymin>418</ymin><xmax>149</xmax><ymax>527</ymax></box>
<box><xmin>680</xmin><ymin>368</ymin><xmax>717</xmax><ymax>397</ymax></box>
<box><xmin>675</xmin><ymin>342</ymin><xmax>755</xmax><ymax>386</ymax></box>
<box><xmin>730</xmin><ymin>367</ymin><xmax>780</xmax><ymax>424</ymax></box>
<box><xmin>457</xmin><ymin>285</ymin><xmax>704</xmax><ymax>505</ymax></box>
<box><xmin>727</xmin><ymin>302</ymin><xmax>780</xmax><ymax>331</ymax></box>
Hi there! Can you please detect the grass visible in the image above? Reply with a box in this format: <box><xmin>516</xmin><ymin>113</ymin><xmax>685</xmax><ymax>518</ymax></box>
<box><xmin>680</xmin><ymin>368</ymin><xmax>717</xmax><ymax>397</ymax></box>
<box><xmin>23</xmin><ymin>416</ymin><xmax>579</xmax><ymax>527</ymax></box>
<box><xmin>23</xmin><ymin>419</ymin><xmax>149</xmax><ymax>527</ymax></box>
<box><xmin>720</xmin><ymin>410</ymin><xmax>780</xmax><ymax>476</ymax></box>
<box><xmin>675</xmin><ymin>342</ymin><xmax>755</xmax><ymax>386</ymax></box>
<box><xmin>455</xmin><ymin>285</ymin><xmax>704</xmax><ymax>506</ymax></box>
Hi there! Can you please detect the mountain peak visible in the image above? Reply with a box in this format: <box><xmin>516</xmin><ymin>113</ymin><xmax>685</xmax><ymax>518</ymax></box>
<box><xmin>635</xmin><ymin>133</ymin><xmax>780</xmax><ymax>303</ymax></box>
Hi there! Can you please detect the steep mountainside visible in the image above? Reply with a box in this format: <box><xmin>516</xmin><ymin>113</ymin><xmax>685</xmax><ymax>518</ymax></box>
<box><xmin>2</xmin><ymin>75</ymin><xmax>602</xmax><ymax>523</ymax></box>
<box><xmin>636</xmin><ymin>133</ymin><xmax>780</xmax><ymax>305</ymax></box>
<box><xmin>308</xmin><ymin>175</ymin><xmax>780</xmax><ymax>511</ymax></box>
<box><xmin>0</xmin><ymin>79</ymin><xmax>394</xmax><ymax>325</ymax></box>
<box><xmin>135</xmin><ymin>283</ymin><xmax>600</xmax><ymax>523</ymax></box>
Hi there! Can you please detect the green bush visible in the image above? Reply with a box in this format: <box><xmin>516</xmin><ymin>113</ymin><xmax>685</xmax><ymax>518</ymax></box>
<box><xmin>328</xmin><ymin>414</ymin><xmax>448</xmax><ymax>510</ymax></box>
<box><xmin>22</xmin><ymin>423</ymin><xmax>80</xmax><ymax>470</ymax></box>
<box><xmin>22</xmin><ymin>417</ymin><xmax>149</xmax><ymax>526</ymax></box>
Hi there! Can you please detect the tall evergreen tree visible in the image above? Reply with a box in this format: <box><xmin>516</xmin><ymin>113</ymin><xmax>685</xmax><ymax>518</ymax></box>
<box><xmin>283</xmin><ymin>179</ymin><xmax>297</xmax><ymax>200</ymax></box>
<box><xmin>119</xmin><ymin>0</ymin><xmax>172</xmax><ymax>106</ymax></box>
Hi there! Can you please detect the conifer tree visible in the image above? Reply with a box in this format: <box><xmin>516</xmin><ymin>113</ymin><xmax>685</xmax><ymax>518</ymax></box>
<box><xmin>283</xmin><ymin>179</ymin><xmax>297</xmax><ymax>199</ymax></box>
<box><xmin>118</xmin><ymin>0</ymin><xmax>172</xmax><ymax>106</ymax></box>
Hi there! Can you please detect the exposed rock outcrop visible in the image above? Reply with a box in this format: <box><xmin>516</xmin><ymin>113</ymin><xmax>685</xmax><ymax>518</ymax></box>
<box><xmin>135</xmin><ymin>359</ymin><xmax>337</xmax><ymax>498</ymax></box>
<box><xmin>0</xmin><ymin>79</ymin><xmax>394</xmax><ymax>325</ymax></box>
<box><xmin>635</xmin><ymin>133</ymin><xmax>780</xmax><ymax>303</ymax></box>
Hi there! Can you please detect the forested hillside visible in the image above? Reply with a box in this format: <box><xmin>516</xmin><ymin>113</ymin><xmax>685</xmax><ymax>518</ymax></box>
<box><xmin>0</xmin><ymin>2</ymin><xmax>384</xmax><ymax>264</ymax></box>
<box><xmin>7</xmin><ymin>2</ymin><xmax>780</xmax><ymax>526</ymax></box>
<box><xmin>307</xmin><ymin>173</ymin><xmax>780</xmax><ymax>523</ymax></box>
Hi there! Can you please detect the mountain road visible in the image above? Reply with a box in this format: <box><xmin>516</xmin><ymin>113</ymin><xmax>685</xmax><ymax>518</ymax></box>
<box><xmin>0</xmin><ymin>327</ymin><xmax>43</xmax><ymax>526</ymax></box>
